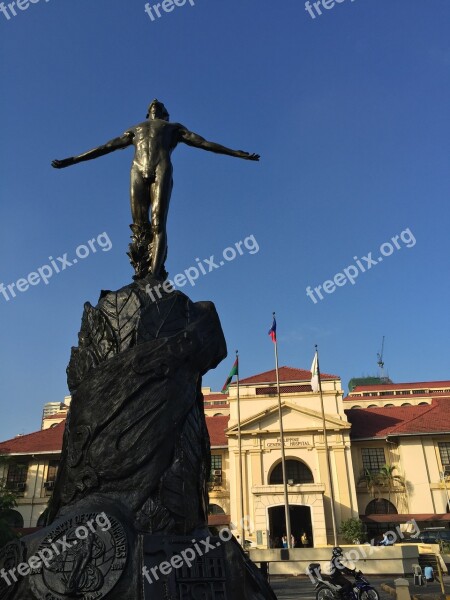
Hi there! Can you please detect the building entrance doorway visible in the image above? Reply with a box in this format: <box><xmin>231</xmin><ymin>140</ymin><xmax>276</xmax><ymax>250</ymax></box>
<box><xmin>268</xmin><ymin>505</ymin><xmax>313</xmax><ymax>548</ymax></box>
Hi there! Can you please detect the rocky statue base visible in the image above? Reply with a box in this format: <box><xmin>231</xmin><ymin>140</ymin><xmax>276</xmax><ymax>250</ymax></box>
<box><xmin>0</xmin><ymin>276</ymin><xmax>277</xmax><ymax>600</ymax></box>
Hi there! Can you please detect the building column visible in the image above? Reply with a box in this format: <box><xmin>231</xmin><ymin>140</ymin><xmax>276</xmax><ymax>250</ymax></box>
<box><xmin>316</xmin><ymin>443</ymin><xmax>334</xmax><ymax>545</ymax></box>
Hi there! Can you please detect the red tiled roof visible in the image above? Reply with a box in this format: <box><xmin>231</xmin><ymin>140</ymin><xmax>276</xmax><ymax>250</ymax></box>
<box><xmin>0</xmin><ymin>416</ymin><xmax>229</xmax><ymax>454</ymax></box>
<box><xmin>350</xmin><ymin>381</ymin><xmax>450</xmax><ymax>394</ymax></box>
<box><xmin>203</xmin><ymin>393</ymin><xmax>229</xmax><ymax>401</ymax></box>
<box><xmin>205</xmin><ymin>416</ymin><xmax>229</xmax><ymax>446</ymax></box>
<box><xmin>238</xmin><ymin>366</ymin><xmax>338</xmax><ymax>385</ymax></box>
<box><xmin>346</xmin><ymin>398</ymin><xmax>450</xmax><ymax>439</ymax></box>
<box><xmin>0</xmin><ymin>421</ymin><xmax>65</xmax><ymax>455</ymax></box>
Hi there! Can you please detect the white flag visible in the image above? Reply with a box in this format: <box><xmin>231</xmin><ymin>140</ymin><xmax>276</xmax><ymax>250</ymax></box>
<box><xmin>311</xmin><ymin>352</ymin><xmax>319</xmax><ymax>393</ymax></box>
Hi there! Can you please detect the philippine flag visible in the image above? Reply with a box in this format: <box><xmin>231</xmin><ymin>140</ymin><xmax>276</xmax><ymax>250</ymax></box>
<box><xmin>268</xmin><ymin>317</ymin><xmax>277</xmax><ymax>343</ymax></box>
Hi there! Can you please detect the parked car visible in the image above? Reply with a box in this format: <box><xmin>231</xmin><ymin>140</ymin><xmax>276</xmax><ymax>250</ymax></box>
<box><xmin>402</xmin><ymin>529</ymin><xmax>450</xmax><ymax>544</ymax></box>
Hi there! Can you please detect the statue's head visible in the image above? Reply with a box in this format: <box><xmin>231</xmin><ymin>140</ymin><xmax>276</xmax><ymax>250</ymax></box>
<box><xmin>146</xmin><ymin>99</ymin><xmax>170</xmax><ymax>121</ymax></box>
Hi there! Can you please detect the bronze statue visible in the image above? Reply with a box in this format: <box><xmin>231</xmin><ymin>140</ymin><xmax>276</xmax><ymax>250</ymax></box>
<box><xmin>0</xmin><ymin>99</ymin><xmax>277</xmax><ymax>600</ymax></box>
<box><xmin>52</xmin><ymin>99</ymin><xmax>259</xmax><ymax>279</ymax></box>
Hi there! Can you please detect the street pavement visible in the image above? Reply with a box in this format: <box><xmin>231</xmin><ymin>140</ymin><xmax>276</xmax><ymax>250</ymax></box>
<box><xmin>270</xmin><ymin>575</ymin><xmax>450</xmax><ymax>600</ymax></box>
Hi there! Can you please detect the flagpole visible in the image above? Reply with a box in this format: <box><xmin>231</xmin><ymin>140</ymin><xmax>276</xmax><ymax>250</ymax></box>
<box><xmin>316</xmin><ymin>345</ymin><xmax>338</xmax><ymax>546</ymax></box>
<box><xmin>236</xmin><ymin>350</ymin><xmax>246</xmax><ymax>548</ymax></box>
<box><xmin>272</xmin><ymin>312</ymin><xmax>292</xmax><ymax>549</ymax></box>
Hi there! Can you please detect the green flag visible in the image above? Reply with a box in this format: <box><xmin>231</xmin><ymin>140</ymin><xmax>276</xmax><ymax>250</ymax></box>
<box><xmin>221</xmin><ymin>357</ymin><xmax>239</xmax><ymax>393</ymax></box>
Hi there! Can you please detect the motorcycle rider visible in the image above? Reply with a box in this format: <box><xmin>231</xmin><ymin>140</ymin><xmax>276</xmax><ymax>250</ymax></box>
<box><xmin>329</xmin><ymin>547</ymin><xmax>356</xmax><ymax>598</ymax></box>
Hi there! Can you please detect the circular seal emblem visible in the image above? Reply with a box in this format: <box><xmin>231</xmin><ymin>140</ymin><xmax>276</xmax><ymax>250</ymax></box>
<box><xmin>30</xmin><ymin>512</ymin><xmax>127</xmax><ymax>600</ymax></box>
<box><xmin>0</xmin><ymin>540</ymin><xmax>25</xmax><ymax>600</ymax></box>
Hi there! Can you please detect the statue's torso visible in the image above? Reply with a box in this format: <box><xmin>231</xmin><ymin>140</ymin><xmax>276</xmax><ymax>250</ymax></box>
<box><xmin>127</xmin><ymin>119</ymin><xmax>181</xmax><ymax>178</ymax></box>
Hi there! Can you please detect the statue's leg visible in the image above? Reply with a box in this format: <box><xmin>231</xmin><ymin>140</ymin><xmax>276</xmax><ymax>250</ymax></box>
<box><xmin>130</xmin><ymin>167</ymin><xmax>150</xmax><ymax>225</ymax></box>
<box><xmin>150</xmin><ymin>168</ymin><xmax>173</xmax><ymax>278</ymax></box>
<box><xmin>127</xmin><ymin>168</ymin><xmax>153</xmax><ymax>278</ymax></box>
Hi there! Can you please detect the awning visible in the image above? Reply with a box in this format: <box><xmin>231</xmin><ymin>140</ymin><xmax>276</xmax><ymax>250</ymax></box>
<box><xmin>208</xmin><ymin>514</ymin><xmax>231</xmax><ymax>527</ymax></box>
<box><xmin>361</xmin><ymin>514</ymin><xmax>450</xmax><ymax>524</ymax></box>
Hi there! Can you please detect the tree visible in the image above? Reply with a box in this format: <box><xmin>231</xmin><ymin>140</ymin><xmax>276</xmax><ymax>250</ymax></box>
<box><xmin>378</xmin><ymin>464</ymin><xmax>405</xmax><ymax>512</ymax></box>
<box><xmin>339</xmin><ymin>518</ymin><xmax>367</xmax><ymax>544</ymax></box>
<box><xmin>0</xmin><ymin>457</ymin><xmax>19</xmax><ymax>548</ymax></box>
<box><xmin>357</xmin><ymin>468</ymin><xmax>381</xmax><ymax>500</ymax></box>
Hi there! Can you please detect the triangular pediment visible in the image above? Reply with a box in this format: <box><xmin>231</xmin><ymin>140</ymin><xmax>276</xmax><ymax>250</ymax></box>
<box><xmin>225</xmin><ymin>400</ymin><xmax>349</xmax><ymax>436</ymax></box>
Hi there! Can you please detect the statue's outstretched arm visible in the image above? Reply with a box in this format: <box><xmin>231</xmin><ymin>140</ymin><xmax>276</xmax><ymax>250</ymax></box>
<box><xmin>179</xmin><ymin>128</ymin><xmax>259</xmax><ymax>161</ymax></box>
<box><xmin>52</xmin><ymin>132</ymin><xmax>134</xmax><ymax>169</ymax></box>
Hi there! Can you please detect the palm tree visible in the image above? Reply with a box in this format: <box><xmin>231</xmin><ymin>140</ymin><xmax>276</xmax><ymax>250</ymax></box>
<box><xmin>378</xmin><ymin>464</ymin><xmax>405</xmax><ymax>513</ymax></box>
<box><xmin>358</xmin><ymin>468</ymin><xmax>381</xmax><ymax>500</ymax></box>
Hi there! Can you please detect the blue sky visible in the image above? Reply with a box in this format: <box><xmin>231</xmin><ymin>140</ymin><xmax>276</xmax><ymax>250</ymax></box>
<box><xmin>1</xmin><ymin>0</ymin><xmax>449</xmax><ymax>440</ymax></box>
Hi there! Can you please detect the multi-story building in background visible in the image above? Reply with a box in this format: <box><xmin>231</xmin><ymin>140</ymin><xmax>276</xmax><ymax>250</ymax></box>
<box><xmin>1</xmin><ymin>373</ymin><xmax>449</xmax><ymax>547</ymax></box>
<box><xmin>344</xmin><ymin>380</ymin><xmax>450</xmax><ymax>538</ymax></box>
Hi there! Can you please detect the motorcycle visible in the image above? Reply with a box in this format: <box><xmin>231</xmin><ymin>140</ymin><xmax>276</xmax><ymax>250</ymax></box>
<box><xmin>308</xmin><ymin>563</ymin><xmax>380</xmax><ymax>600</ymax></box>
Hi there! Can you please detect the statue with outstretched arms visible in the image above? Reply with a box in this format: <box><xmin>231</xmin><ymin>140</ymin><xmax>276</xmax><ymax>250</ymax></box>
<box><xmin>52</xmin><ymin>99</ymin><xmax>259</xmax><ymax>279</ymax></box>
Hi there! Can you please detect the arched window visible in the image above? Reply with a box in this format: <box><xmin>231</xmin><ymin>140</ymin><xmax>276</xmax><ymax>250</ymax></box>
<box><xmin>208</xmin><ymin>504</ymin><xmax>226</xmax><ymax>515</ymax></box>
<box><xmin>418</xmin><ymin>402</ymin><xmax>428</xmax><ymax>406</ymax></box>
<box><xmin>2</xmin><ymin>509</ymin><xmax>24</xmax><ymax>528</ymax></box>
<box><xmin>213</xmin><ymin>413</ymin><xmax>224</xmax><ymax>417</ymax></box>
<box><xmin>368</xmin><ymin>405</ymin><xmax>377</xmax><ymax>408</ymax></box>
<box><xmin>269</xmin><ymin>459</ymin><xmax>314</xmax><ymax>485</ymax></box>
<box><xmin>384</xmin><ymin>404</ymin><xmax>394</xmax><ymax>407</ymax></box>
<box><xmin>351</xmin><ymin>406</ymin><xmax>361</xmax><ymax>409</ymax></box>
<box><xmin>401</xmin><ymin>403</ymin><xmax>412</xmax><ymax>407</ymax></box>
<box><xmin>366</xmin><ymin>499</ymin><xmax>398</xmax><ymax>515</ymax></box>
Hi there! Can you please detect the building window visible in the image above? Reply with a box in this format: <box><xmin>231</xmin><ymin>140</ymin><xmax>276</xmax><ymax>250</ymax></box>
<box><xmin>6</xmin><ymin>463</ymin><xmax>28</xmax><ymax>490</ymax></box>
<box><xmin>361</xmin><ymin>448</ymin><xmax>385</xmax><ymax>474</ymax></box>
<box><xmin>401</xmin><ymin>403</ymin><xmax>412</xmax><ymax>407</ymax></box>
<box><xmin>46</xmin><ymin>461</ymin><xmax>59</xmax><ymax>482</ymax></box>
<box><xmin>211</xmin><ymin>455</ymin><xmax>222</xmax><ymax>471</ymax></box>
<box><xmin>269</xmin><ymin>460</ymin><xmax>314</xmax><ymax>485</ymax></box>
<box><xmin>366</xmin><ymin>499</ymin><xmax>398</xmax><ymax>515</ymax></box>
<box><xmin>438</xmin><ymin>442</ymin><xmax>450</xmax><ymax>468</ymax></box>
<box><xmin>209</xmin><ymin>455</ymin><xmax>222</xmax><ymax>484</ymax></box>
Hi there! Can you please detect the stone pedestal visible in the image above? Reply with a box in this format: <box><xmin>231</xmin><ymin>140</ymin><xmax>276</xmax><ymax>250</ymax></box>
<box><xmin>0</xmin><ymin>277</ymin><xmax>277</xmax><ymax>599</ymax></box>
